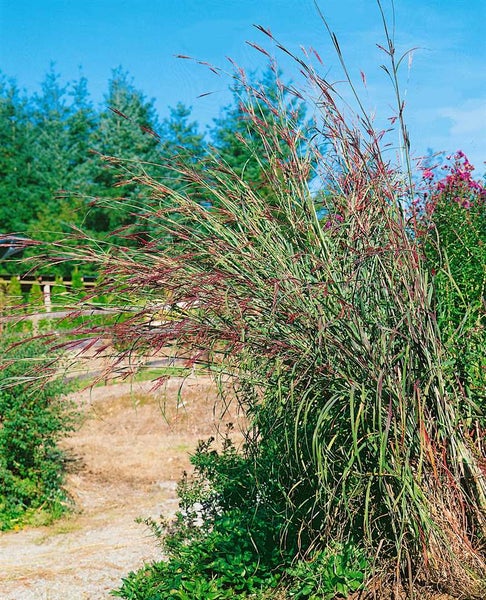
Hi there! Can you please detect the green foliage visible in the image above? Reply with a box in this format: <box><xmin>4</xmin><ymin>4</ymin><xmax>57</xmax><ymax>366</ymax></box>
<box><xmin>0</xmin><ymin>337</ymin><xmax>76</xmax><ymax>530</ymax></box>
<box><xmin>70</xmin><ymin>267</ymin><xmax>84</xmax><ymax>293</ymax></box>
<box><xmin>83</xmin><ymin>68</ymin><xmax>161</xmax><ymax>235</ymax></box>
<box><xmin>27</xmin><ymin>279</ymin><xmax>44</xmax><ymax>307</ymax></box>
<box><xmin>30</xmin><ymin>67</ymin><xmax>72</xmax><ymax>200</ymax></box>
<box><xmin>286</xmin><ymin>545</ymin><xmax>367</xmax><ymax>599</ymax></box>
<box><xmin>0</xmin><ymin>278</ymin><xmax>7</xmax><ymax>309</ymax></box>
<box><xmin>114</xmin><ymin>434</ymin><xmax>368</xmax><ymax>600</ymax></box>
<box><xmin>51</xmin><ymin>274</ymin><xmax>68</xmax><ymax>309</ymax></box>
<box><xmin>0</xmin><ymin>66</ymin><xmax>206</xmax><ymax>276</ymax></box>
<box><xmin>160</xmin><ymin>103</ymin><xmax>205</xmax><ymax>167</ymax></box>
<box><xmin>6</xmin><ymin>275</ymin><xmax>23</xmax><ymax>307</ymax></box>
<box><xmin>419</xmin><ymin>152</ymin><xmax>486</xmax><ymax>410</ymax></box>
<box><xmin>114</xmin><ymin>435</ymin><xmax>284</xmax><ymax>599</ymax></box>
<box><xmin>0</xmin><ymin>74</ymin><xmax>37</xmax><ymax>242</ymax></box>
<box><xmin>0</xmin><ymin>64</ymin><xmax>305</xmax><ymax>274</ymax></box>
<box><xmin>25</xmin><ymin>67</ymin><xmax>96</xmax><ymax>270</ymax></box>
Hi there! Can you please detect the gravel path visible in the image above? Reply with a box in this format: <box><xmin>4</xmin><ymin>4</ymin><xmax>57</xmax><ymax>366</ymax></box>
<box><xmin>0</xmin><ymin>377</ymin><xmax>230</xmax><ymax>599</ymax></box>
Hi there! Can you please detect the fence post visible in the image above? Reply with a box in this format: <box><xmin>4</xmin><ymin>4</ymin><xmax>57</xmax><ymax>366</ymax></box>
<box><xmin>43</xmin><ymin>283</ymin><xmax>51</xmax><ymax>312</ymax></box>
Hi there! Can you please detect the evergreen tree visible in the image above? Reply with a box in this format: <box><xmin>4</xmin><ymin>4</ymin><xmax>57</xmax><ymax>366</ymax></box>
<box><xmin>25</xmin><ymin>69</ymin><xmax>100</xmax><ymax>275</ymax></box>
<box><xmin>210</xmin><ymin>67</ymin><xmax>309</xmax><ymax>195</ymax></box>
<box><xmin>51</xmin><ymin>274</ymin><xmax>67</xmax><ymax>309</ymax></box>
<box><xmin>27</xmin><ymin>279</ymin><xmax>44</xmax><ymax>308</ymax></box>
<box><xmin>66</xmin><ymin>75</ymin><xmax>98</xmax><ymax>175</ymax></box>
<box><xmin>86</xmin><ymin>68</ymin><xmax>161</xmax><ymax>234</ymax></box>
<box><xmin>138</xmin><ymin>102</ymin><xmax>209</xmax><ymax>244</ymax></box>
<box><xmin>159</xmin><ymin>102</ymin><xmax>206</xmax><ymax>166</ymax></box>
<box><xmin>30</xmin><ymin>65</ymin><xmax>72</xmax><ymax>209</ymax></box>
<box><xmin>0</xmin><ymin>74</ymin><xmax>36</xmax><ymax>237</ymax></box>
<box><xmin>70</xmin><ymin>266</ymin><xmax>84</xmax><ymax>292</ymax></box>
<box><xmin>6</xmin><ymin>275</ymin><xmax>23</xmax><ymax>309</ymax></box>
<box><xmin>62</xmin><ymin>74</ymin><xmax>99</xmax><ymax>214</ymax></box>
<box><xmin>69</xmin><ymin>266</ymin><xmax>85</xmax><ymax>302</ymax></box>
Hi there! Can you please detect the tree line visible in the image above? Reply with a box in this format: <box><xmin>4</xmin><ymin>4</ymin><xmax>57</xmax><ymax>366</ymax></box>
<box><xmin>0</xmin><ymin>65</ymin><xmax>305</xmax><ymax>275</ymax></box>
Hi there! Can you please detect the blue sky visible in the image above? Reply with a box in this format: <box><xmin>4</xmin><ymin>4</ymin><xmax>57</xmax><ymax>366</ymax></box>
<box><xmin>1</xmin><ymin>0</ymin><xmax>485</xmax><ymax>173</ymax></box>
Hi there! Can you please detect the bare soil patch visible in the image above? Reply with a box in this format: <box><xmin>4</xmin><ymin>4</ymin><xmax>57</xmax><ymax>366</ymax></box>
<box><xmin>0</xmin><ymin>376</ymin><xmax>240</xmax><ymax>600</ymax></box>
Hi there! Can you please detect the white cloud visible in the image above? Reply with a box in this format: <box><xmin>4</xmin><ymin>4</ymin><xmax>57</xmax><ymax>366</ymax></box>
<box><xmin>406</xmin><ymin>99</ymin><xmax>486</xmax><ymax>172</ymax></box>
<box><xmin>439</xmin><ymin>100</ymin><xmax>486</xmax><ymax>136</ymax></box>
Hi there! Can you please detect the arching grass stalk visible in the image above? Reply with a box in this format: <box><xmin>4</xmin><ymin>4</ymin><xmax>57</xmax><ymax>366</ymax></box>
<box><xmin>37</xmin><ymin>6</ymin><xmax>486</xmax><ymax>596</ymax></box>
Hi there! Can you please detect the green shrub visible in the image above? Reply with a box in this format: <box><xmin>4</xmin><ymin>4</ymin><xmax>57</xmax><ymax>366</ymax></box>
<box><xmin>0</xmin><ymin>336</ymin><xmax>76</xmax><ymax>530</ymax></box>
<box><xmin>286</xmin><ymin>544</ymin><xmax>367</xmax><ymax>599</ymax></box>
<box><xmin>115</xmin><ymin>433</ymin><xmax>368</xmax><ymax>600</ymax></box>
<box><xmin>6</xmin><ymin>276</ymin><xmax>24</xmax><ymax>314</ymax></box>
<box><xmin>27</xmin><ymin>279</ymin><xmax>45</xmax><ymax>308</ymax></box>
<box><xmin>114</xmin><ymin>435</ymin><xmax>284</xmax><ymax>599</ymax></box>
<box><xmin>51</xmin><ymin>274</ymin><xmax>68</xmax><ymax>310</ymax></box>
<box><xmin>71</xmin><ymin>266</ymin><xmax>85</xmax><ymax>295</ymax></box>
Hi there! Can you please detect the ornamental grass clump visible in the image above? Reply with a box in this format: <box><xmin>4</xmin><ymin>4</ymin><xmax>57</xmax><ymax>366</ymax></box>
<box><xmin>41</xmin><ymin>7</ymin><xmax>486</xmax><ymax>597</ymax></box>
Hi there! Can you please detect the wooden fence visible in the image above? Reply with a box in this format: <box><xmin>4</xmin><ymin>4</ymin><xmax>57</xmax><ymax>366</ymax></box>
<box><xmin>0</xmin><ymin>274</ymin><xmax>96</xmax><ymax>312</ymax></box>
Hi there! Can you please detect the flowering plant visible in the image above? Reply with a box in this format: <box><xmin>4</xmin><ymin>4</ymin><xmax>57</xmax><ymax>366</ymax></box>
<box><xmin>418</xmin><ymin>151</ymin><xmax>485</xmax><ymax>407</ymax></box>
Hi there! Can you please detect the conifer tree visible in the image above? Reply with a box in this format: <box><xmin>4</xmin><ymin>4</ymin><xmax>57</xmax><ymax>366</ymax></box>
<box><xmin>0</xmin><ymin>74</ymin><xmax>36</xmax><ymax>238</ymax></box>
<box><xmin>6</xmin><ymin>275</ymin><xmax>23</xmax><ymax>309</ymax></box>
<box><xmin>30</xmin><ymin>66</ymin><xmax>71</xmax><ymax>206</ymax></box>
<box><xmin>27</xmin><ymin>279</ymin><xmax>44</xmax><ymax>308</ymax></box>
<box><xmin>210</xmin><ymin>67</ymin><xmax>309</xmax><ymax>195</ymax></box>
<box><xmin>86</xmin><ymin>68</ymin><xmax>161</xmax><ymax>234</ymax></box>
<box><xmin>51</xmin><ymin>274</ymin><xmax>67</xmax><ymax>309</ymax></box>
<box><xmin>20</xmin><ymin>68</ymin><xmax>98</xmax><ymax>276</ymax></box>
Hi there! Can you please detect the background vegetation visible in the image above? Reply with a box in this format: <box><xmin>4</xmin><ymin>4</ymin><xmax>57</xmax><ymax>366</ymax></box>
<box><xmin>0</xmin><ymin>336</ymin><xmax>75</xmax><ymax>530</ymax></box>
<box><xmin>0</xmin><ymin>65</ymin><xmax>302</xmax><ymax>277</ymax></box>
<box><xmin>417</xmin><ymin>152</ymin><xmax>485</xmax><ymax>412</ymax></box>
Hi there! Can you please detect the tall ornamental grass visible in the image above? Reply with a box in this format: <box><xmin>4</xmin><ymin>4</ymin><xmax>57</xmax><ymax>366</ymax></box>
<box><xmin>38</xmin><ymin>8</ymin><xmax>485</xmax><ymax>596</ymax></box>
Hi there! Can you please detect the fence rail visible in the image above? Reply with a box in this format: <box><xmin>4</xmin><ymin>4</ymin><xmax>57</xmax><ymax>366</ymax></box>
<box><xmin>0</xmin><ymin>274</ymin><xmax>96</xmax><ymax>312</ymax></box>
<box><xmin>0</xmin><ymin>307</ymin><xmax>120</xmax><ymax>324</ymax></box>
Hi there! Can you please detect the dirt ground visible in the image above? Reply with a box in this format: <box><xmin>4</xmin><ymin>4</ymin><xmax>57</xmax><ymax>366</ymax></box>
<box><xmin>0</xmin><ymin>375</ymin><xmax>241</xmax><ymax>600</ymax></box>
